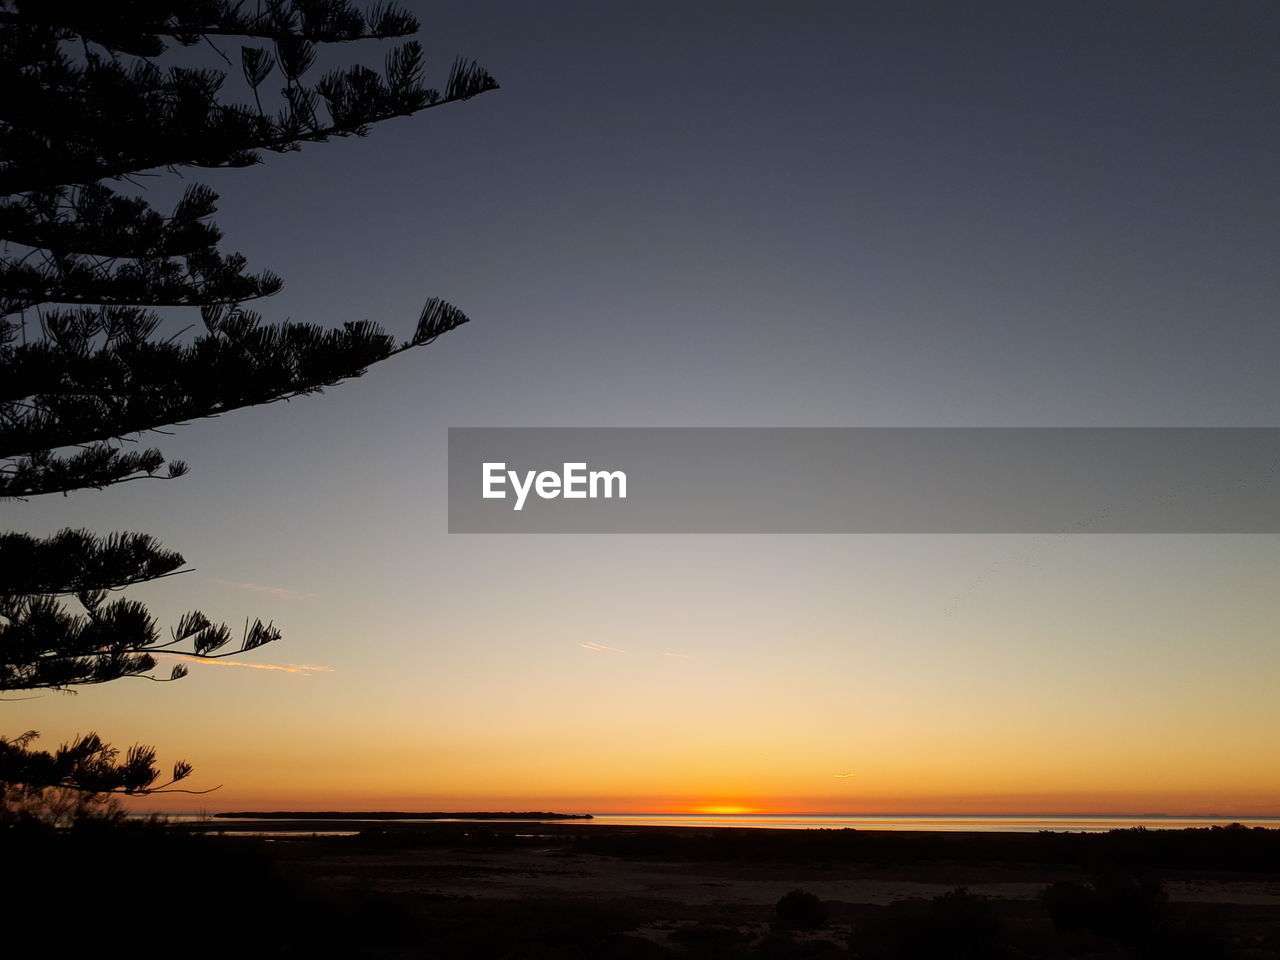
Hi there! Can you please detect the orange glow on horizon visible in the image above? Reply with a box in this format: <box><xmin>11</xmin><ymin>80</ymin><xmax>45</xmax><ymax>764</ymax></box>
<box><xmin>690</xmin><ymin>804</ymin><xmax>763</xmax><ymax>815</ymax></box>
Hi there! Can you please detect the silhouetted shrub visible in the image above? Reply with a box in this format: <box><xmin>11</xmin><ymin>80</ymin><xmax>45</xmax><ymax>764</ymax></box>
<box><xmin>0</xmin><ymin>822</ymin><xmax>419</xmax><ymax>958</ymax></box>
<box><xmin>1090</xmin><ymin>866</ymin><xmax>1168</xmax><ymax>943</ymax></box>
<box><xmin>670</xmin><ymin>922</ymin><xmax>747</xmax><ymax>951</ymax></box>
<box><xmin>1042</xmin><ymin>879</ymin><xmax>1096</xmax><ymax>931</ymax></box>
<box><xmin>776</xmin><ymin>889</ymin><xmax>827</xmax><ymax>930</ymax></box>
<box><xmin>0</xmin><ymin>784</ymin><xmax>127</xmax><ymax>828</ymax></box>
<box><xmin>857</xmin><ymin>888</ymin><xmax>1008</xmax><ymax>959</ymax></box>
<box><xmin>1041</xmin><ymin>870</ymin><xmax>1235</xmax><ymax>959</ymax></box>
<box><xmin>759</xmin><ymin>931</ymin><xmax>846</xmax><ymax>959</ymax></box>
<box><xmin>927</xmin><ymin>888</ymin><xmax>1005</xmax><ymax>957</ymax></box>
<box><xmin>403</xmin><ymin>894</ymin><xmax>656</xmax><ymax>958</ymax></box>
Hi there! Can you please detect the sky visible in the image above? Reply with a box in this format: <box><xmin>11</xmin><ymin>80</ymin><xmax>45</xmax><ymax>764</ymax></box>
<box><xmin>7</xmin><ymin>0</ymin><xmax>1280</xmax><ymax>815</ymax></box>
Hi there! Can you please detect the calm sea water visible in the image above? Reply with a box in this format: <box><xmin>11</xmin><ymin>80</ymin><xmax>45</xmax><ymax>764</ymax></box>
<box><xmin>578</xmin><ymin>814</ymin><xmax>1280</xmax><ymax>832</ymax></box>
<box><xmin>153</xmin><ymin>813</ymin><xmax>1280</xmax><ymax>833</ymax></box>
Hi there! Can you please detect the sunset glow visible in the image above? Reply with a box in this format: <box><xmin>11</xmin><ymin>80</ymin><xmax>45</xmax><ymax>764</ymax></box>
<box><xmin>10</xmin><ymin>5</ymin><xmax>1280</xmax><ymax>959</ymax></box>
<box><xmin>7</xmin><ymin>2</ymin><xmax>1280</xmax><ymax>826</ymax></box>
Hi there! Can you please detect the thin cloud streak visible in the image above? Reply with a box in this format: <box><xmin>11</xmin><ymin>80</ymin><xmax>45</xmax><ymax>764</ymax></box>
<box><xmin>214</xmin><ymin>579</ymin><xmax>316</xmax><ymax>600</ymax></box>
<box><xmin>580</xmin><ymin>641</ymin><xmax>625</xmax><ymax>653</ymax></box>
<box><xmin>158</xmin><ymin>653</ymin><xmax>333</xmax><ymax>676</ymax></box>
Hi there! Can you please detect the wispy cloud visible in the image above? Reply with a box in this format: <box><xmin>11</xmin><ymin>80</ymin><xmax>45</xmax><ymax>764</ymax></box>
<box><xmin>214</xmin><ymin>579</ymin><xmax>316</xmax><ymax>600</ymax></box>
<box><xmin>662</xmin><ymin>651</ymin><xmax>693</xmax><ymax>659</ymax></box>
<box><xmin>158</xmin><ymin>653</ymin><xmax>333</xmax><ymax>676</ymax></box>
<box><xmin>580</xmin><ymin>641</ymin><xmax>625</xmax><ymax>653</ymax></box>
<box><xmin>832</xmin><ymin>773</ymin><xmax>856</xmax><ymax>779</ymax></box>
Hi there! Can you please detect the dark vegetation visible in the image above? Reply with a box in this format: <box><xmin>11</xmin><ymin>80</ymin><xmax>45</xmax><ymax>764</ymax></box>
<box><xmin>569</xmin><ymin>821</ymin><xmax>1280</xmax><ymax>873</ymax></box>
<box><xmin>2</xmin><ymin>818</ymin><xmax>422</xmax><ymax>959</ymax></box>
<box><xmin>8</xmin><ymin>817</ymin><xmax>1274</xmax><ymax>958</ymax></box>
<box><xmin>776</xmin><ymin>889</ymin><xmax>828</xmax><ymax>930</ymax></box>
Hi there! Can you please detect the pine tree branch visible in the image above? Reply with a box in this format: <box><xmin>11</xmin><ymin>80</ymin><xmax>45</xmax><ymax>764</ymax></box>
<box><xmin>0</xmin><ymin>2</ymin><xmax>481</xmax><ymax>726</ymax></box>
<box><xmin>1</xmin><ymin>601</ymin><xmax>280</xmax><ymax>692</ymax></box>
<box><xmin>0</xmin><ymin>14</ymin><xmax>413</xmax><ymax>43</ymax></box>
<box><xmin>0</xmin><ymin>184</ymin><xmax>224</xmax><ymax>260</ymax></box>
<box><xmin>0</xmin><ymin>299</ymin><xmax>468</xmax><ymax>456</ymax></box>
<box><xmin>0</xmin><ymin>529</ymin><xmax>187</xmax><ymax>595</ymax></box>
<box><xmin>0</xmin><ymin>82</ymin><xmax>497</xmax><ymax>193</ymax></box>
<box><xmin>0</xmin><ymin>730</ymin><xmax>203</xmax><ymax>794</ymax></box>
<box><xmin>0</xmin><ymin>470</ymin><xmax>183</xmax><ymax>500</ymax></box>
<box><xmin>0</xmin><ymin>0</ymin><xmax>422</xmax><ymax>47</ymax></box>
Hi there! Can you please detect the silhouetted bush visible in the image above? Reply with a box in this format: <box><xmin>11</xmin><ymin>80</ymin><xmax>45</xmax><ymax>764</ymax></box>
<box><xmin>1042</xmin><ymin>879</ymin><xmax>1096</xmax><ymax>931</ymax></box>
<box><xmin>776</xmin><ymin>889</ymin><xmax>827</xmax><ymax>930</ymax></box>
<box><xmin>0</xmin><ymin>821</ymin><xmax>416</xmax><ymax>958</ymax></box>
<box><xmin>758</xmin><ymin>932</ymin><xmax>847</xmax><ymax>959</ymax></box>
<box><xmin>927</xmin><ymin>888</ymin><xmax>1005</xmax><ymax>957</ymax></box>
<box><xmin>389</xmin><ymin>893</ymin><xmax>656</xmax><ymax>958</ymax></box>
<box><xmin>0</xmin><ymin>784</ymin><xmax>127</xmax><ymax>828</ymax></box>
<box><xmin>1040</xmin><ymin>870</ymin><xmax>1236</xmax><ymax>959</ymax></box>
<box><xmin>855</xmin><ymin>888</ymin><xmax>1009</xmax><ymax>959</ymax></box>
<box><xmin>670</xmin><ymin>922</ymin><xmax>748</xmax><ymax>951</ymax></box>
<box><xmin>1090</xmin><ymin>867</ymin><xmax>1168</xmax><ymax>944</ymax></box>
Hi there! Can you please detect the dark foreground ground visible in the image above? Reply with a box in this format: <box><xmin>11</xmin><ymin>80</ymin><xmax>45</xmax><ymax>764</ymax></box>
<box><xmin>6</xmin><ymin>820</ymin><xmax>1280</xmax><ymax>958</ymax></box>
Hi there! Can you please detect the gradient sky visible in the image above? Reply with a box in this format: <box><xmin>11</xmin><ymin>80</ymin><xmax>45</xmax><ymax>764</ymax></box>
<box><xmin>7</xmin><ymin>1</ymin><xmax>1280</xmax><ymax>814</ymax></box>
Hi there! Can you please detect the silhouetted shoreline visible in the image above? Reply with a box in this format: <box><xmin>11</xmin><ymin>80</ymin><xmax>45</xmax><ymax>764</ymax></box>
<box><xmin>212</xmin><ymin>810</ymin><xmax>593</xmax><ymax>821</ymax></box>
<box><xmin>179</xmin><ymin>818</ymin><xmax>1280</xmax><ymax>871</ymax></box>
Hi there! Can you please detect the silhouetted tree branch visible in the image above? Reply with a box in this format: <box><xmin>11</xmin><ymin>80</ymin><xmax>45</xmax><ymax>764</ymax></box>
<box><xmin>0</xmin><ymin>730</ymin><xmax>209</xmax><ymax>794</ymax></box>
<box><xmin>1</xmin><ymin>0</ymin><xmax>497</xmax><ymax>794</ymax></box>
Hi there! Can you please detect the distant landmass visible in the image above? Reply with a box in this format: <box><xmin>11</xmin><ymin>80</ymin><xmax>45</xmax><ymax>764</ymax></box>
<box><xmin>213</xmin><ymin>811</ymin><xmax>593</xmax><ymax>820</ymax></box>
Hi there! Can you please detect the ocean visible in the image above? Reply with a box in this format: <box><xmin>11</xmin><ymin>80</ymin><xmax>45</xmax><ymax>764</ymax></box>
<box><xmin>150</xmin><ymin>812</ymin><xmax>1280</xmax><ymax>833</ymax></box>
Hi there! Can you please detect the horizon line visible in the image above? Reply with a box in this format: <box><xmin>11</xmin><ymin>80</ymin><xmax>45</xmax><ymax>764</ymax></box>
<box><xmin>141</xmin><ymin>809</ymin><xmax>1280</xmax><ymax>820</ymax></box>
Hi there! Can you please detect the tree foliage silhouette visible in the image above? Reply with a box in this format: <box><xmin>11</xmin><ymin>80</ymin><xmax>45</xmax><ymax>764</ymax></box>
<box><xmin>1</xmin><ymin>0</ymin><xmax>496</xmax><ymax>794</ymax></box>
